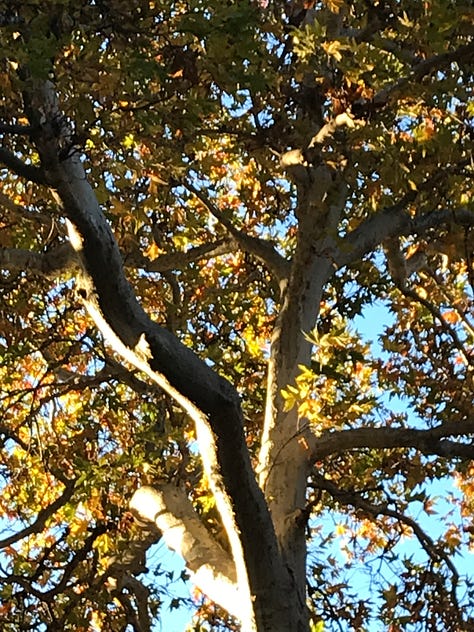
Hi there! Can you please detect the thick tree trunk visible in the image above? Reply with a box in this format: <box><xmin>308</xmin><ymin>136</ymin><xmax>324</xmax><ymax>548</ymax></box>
<box><xmin>26</xmin><ymin>80</ymin><xmax>303</xmax><ymax>632</ymax></box>
<box><xmin>258</xmin><ymin>252</ymin><xmax>334</xmax><ymax>631</ymax></box>
<box><xmin>257</xmin><ymin>160</ymin><xmax>347</xmax><ymax>629</ymax></box>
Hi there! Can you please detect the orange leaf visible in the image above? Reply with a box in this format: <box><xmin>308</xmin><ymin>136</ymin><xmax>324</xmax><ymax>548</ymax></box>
<box><xmin>443</xmin><ymin>310</ymin><xmax>459</xmax><ymax>324</ymax></box>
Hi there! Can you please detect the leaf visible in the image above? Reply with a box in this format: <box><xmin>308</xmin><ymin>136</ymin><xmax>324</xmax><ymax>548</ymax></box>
<box><xmin>383</xmin><ymin>584</ymin><xmax>398</xmax><ymax>608</ymax></box>
<box><xmin>322</xmin><ymin>40</ymin><xmax>346</xmax><ymax>62</ymax></box>
<box><xmin>323</xmin><ymin>0</ymin><xmax>345</xmax><ymax>14</ymax></box>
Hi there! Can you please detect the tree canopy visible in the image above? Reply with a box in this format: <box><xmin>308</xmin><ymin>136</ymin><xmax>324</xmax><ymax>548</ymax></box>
<box><xmin>0</xmin><ymin>0</ymin><xmax>473</xmax><ymax>630</ymax></box>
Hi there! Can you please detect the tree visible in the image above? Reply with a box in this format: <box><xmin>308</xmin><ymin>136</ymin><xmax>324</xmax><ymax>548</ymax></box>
<box><xmin>0</xmin><ymin>0</ymin><xmax>473</xmax><ymax>629</ymax></box>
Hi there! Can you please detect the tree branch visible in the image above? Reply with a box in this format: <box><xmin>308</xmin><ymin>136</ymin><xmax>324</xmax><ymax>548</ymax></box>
<box><xmin>309</xmin><ymin>421</ymin><xmax>474</xmax><ymax>463</ymax></box>
<box><xmin>110</xmin><ymin>575</ymin><xmax>152</xmax><ymax>632</ymax></box>
<box><xmin>2</xmin><ymin>524</ymin><xmax>107</xmax><ymax>601</ymax></box>
<box><xmin>0</xmin><ymin>146</ymin><xmax>48</xmax><ymax>184</ymax></box>
<box><xmin>0</xmin><ymin>239</ymin><xmax>234</xmax><ymax>280</ymax></box>
<box><xmin>144</xmin><ymin>238</ymin><xmax>236</xmax><ymax>273</ymax></box>
<box><xmin>130</xmin><ymin>485</ymin><xmax>241</xmax><ymax>618</ymax></box>
<box><xmin>0</xmin><ymin>191</ymin><xmax>52</xmax><ymax>225</ymax></box>
<box><xmin>0</xmin><ymin>122</ymin><xmax>35</xmax><ymax>135</ymax></box>
<box><xmin>400</xmin><ymin>287</ymin><xmax>472</xmax><ymax>366</ymax></box>
<box><xmin>64</xmin><ymin>215</ymin><xmax>260</xmax><ymax>628</ymax></box>
<box><xmin>281</xmin><ymin>42</ymin><xmax>474</xmax><ymax>165</ymax></box>
<box><xmin>105</xmin><ymin>515</ymin><xmax>161</xmax><ymax>599</ymax></box>
<box><xmin>21</xmin><ymin>78</ymin><xmax>295</xmax><ymax>631</ymax></box>
<box><xmin>308</xmin><ymin>112</ymin><xmax>357</xmax><ymax>148</ymax></box>
<box><xmin>0</xmin><ymin>478</ymin><xmax>76</xmax><ymax>549</ymax></box>
<box><xmin>336</xmin><ymin>204</ymin><xmax>474</xmax><ymax>270</ymax></box>
<box><xmin>311</xmin><ymin>472</ymin><xmax>461</xmax><ymax>591</ymax></box>
<box><xmin>374</xmin><ymin>41</ymin><xmax>474</xmax><ymax>107</ymax></box>
<box><xmin>184</xmin><ymin>180</ymin><xmax>290</xmax><ymax>286</ymax></box>
<box><xmin>0</xmin><ymin>424</ymin><xmax>30</xmax><ymax>451</ymax></box>
<box><xmin>0</xmin><ymin>243</ymin><xmax>78</xmax><ymax>277</ymax></box>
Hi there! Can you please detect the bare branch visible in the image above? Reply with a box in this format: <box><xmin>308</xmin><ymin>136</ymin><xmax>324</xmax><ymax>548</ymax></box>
<box><xmin>107</xmin><ymin>520</ymin><xmax>160</xmax><ymax>579</ymax></box>
<box><xmin>336</xmin><ymin>204</ymin><xmax>474</xmax><ymax>270</ymax></box>
<box><xmin>130</xmin><ymin>485</ymin><xmax>241</xmax><ymax>618</ymax></box>
<box><xmin>309</xmin><ymin>421</ymin><xmax>474</xmax><ymax>463</ymax></box>
<box><xmin>0</xmin><ymin>243</ymin><xmax>78</xmax><ymax>277</ymax></box>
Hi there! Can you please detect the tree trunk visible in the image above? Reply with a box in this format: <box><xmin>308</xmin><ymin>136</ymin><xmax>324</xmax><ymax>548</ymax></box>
<box><xmin>26</xmin><ymin>79</ymin><xmax>304</xmax><ymax>632</ymax></box>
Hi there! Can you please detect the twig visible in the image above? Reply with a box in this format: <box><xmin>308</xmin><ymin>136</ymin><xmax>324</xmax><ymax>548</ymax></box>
<box><xmin>0</xmin><ymin>122</ymin><xmax>35</xmax><ymax>135</ymax></box>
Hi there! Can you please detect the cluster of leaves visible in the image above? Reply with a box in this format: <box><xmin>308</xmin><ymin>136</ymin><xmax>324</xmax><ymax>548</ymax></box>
<box><xmin>0</xmin><ymin>281</ymin><xmax>181</xmax><ymax>628</ymax></box>
<box><xmin>282</xmin><ymin>319</ymin><xmax>377</xmax><ymax>431</ymax></box>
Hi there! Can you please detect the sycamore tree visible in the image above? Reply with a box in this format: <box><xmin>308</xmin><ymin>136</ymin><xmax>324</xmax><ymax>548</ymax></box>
<box><xmin>0</xmin><ymin>0</ymin><xmax>473</xmax><ymax>630</ymax></box>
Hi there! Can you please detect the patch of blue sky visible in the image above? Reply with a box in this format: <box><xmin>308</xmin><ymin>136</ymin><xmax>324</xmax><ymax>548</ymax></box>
<box><xmin>141</xmin><ymin>542</ymin><xmax>195</xmax><ymax>632</ymax></box>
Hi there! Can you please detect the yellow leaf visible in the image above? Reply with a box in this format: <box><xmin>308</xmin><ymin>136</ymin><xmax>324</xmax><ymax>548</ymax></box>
<box><xmin>399</xmin><ymin>11</ymin><xmax>414</xmax><ymax>27</ymax></box>
<box><xmin>322</xmin><ymin>41</ymin><xmax>344</xmax><ymax>62</ymax></box>
<box><xmin>69</xmin><ymin>518</ymin><xmax>88</xmax><ymax>537</ymax></box>
<box><xmin>144</xmin><ymin>242</ymin><xmax>163</xmax><ymax>260</ymax></box>
<box><xmin>324</xmin><ymin>0</ymin><xmax>345</xmax><ymax>13</ymax></box>
<box><xmin>122</xmin><ymin>133</ymin><xmax>135</xmax><ymax>149</ymax></box>
<box><xmin>94</xmin><ymin>533</ymin><xmax>112</xmax><ymax>556</ymax></box>
<box><xmin>335</xmin><ymin>523</ymin><xmax>346</xmax><ymax>536</ymax></box>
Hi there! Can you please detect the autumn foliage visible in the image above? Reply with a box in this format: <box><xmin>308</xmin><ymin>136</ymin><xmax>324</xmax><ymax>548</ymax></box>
<box><xmin>0</xmin><ymin>0</ymin><xmax>473</xmax><ymax>630</ymax></box>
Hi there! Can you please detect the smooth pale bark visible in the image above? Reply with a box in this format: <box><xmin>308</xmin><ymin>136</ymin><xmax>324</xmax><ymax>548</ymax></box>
<box><xmin>130</xmin><ymin>486</ymin><xmax>241</xmax><ymax>618</ymax></box>
<box><xmin>257</xmin><ymin>257</ymin><xmax>330</xmax><ymax>624</ymax></box>
<box><xmin>257</xmin><ymin>162</ymin><xmax>348</xmax><ymax>627</ymax></box>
